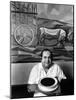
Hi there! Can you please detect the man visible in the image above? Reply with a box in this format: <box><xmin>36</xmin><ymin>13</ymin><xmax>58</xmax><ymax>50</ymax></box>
<box><xmin>28</xmin><ymin>48</ymin><xmax>66</xmax><ymax>95</ymax></box>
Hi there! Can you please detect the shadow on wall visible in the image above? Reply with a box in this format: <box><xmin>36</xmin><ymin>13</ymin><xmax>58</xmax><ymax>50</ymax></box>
<box><xmin>56</xmin><ymin>61</ymin><xmax>74</xmax><ymax>80</ymax></box>
<box><xmin>11</xmin><ymin>61</ymin><xmax>74</xmax><ymax>85</ymax></box>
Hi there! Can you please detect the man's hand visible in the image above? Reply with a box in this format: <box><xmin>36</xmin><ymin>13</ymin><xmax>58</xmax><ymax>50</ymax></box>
<box><xmin>27</xmin><ymin>84</ymin><xmax>37</xmax><ymax>93</ymax></box>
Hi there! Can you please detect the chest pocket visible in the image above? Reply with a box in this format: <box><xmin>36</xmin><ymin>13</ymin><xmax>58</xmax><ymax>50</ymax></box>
<box><xmin>47</xmin><ymin>68</ymin><xmax>57</xmax><ymax>78</ymax></box>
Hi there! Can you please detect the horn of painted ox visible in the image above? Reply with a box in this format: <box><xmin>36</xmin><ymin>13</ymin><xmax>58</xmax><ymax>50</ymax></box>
<box><xmin>58</xmin><ymin>29</ymin><xmax>66</xmax><ymax>41</ymax></box>
<box><xmin>67</xmin><ymin>30</ymin><xmax>73</xmax><ymax>41</ymax></box>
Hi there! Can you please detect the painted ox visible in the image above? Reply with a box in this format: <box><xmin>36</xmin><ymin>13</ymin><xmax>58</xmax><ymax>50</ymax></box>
<box><xmin>39</xmin><ymin>27</ymin><xmax>66</xmax><ymax>47</ymax></box>
<box><xmin>40</xmin><ymin>27</ymin><xmax>66</xmax><ymax>41</ymax></box>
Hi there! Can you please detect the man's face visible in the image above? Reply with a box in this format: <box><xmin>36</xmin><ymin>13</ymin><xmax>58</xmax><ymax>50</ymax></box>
<box><xmin>41</xmin><ymin>51</ymin><xmax>52</xmax><ymax>68</ymax></box>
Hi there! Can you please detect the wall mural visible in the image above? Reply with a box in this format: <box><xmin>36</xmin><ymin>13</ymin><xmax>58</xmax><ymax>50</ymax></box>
<box><xmin>10</xmin><ymin>1</ymin><xmax>74</xmax><ymax>63</ymax></box>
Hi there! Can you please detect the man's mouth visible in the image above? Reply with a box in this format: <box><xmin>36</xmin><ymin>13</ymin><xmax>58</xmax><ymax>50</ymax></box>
<box><xmin>45</xmin><ymin>63</ymin><xmax>49</xmax><ymax>65</ymax></box>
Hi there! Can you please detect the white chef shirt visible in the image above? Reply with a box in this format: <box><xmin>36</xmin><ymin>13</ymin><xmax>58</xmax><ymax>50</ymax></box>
<box><xmin>28</xmin><ymin>63</ymin><xmax>66</xmax><ymax>84</ymax></box>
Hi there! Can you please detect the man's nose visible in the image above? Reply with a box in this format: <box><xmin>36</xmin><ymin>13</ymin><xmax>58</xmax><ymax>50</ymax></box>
<box><xmin>46</xmin><ymin>58</ymin><xmax>50</xmax><ymax>62</ymax></box>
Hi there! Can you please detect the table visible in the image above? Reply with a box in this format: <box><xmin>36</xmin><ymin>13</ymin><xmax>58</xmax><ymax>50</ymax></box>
<box><xmin>11</xmin><ymin>79</ymin><xmax>74</xmax><ymax>99</ymax></box>
<box><xmin>28</xmin><ymin>84</ymin><xmax>61</xmax><ymax>97</ymax></box>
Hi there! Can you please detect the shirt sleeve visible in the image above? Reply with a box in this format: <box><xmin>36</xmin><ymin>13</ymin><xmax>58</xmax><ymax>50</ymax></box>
<box><xmin>56</xmin><ymin>65</ymin><xmax>67</xmax><ymax>82</ymax></box>
<box><xmin>28</xmin><ymin>65</ymin><xmax>38</xmax><ymax>84</ymax></box>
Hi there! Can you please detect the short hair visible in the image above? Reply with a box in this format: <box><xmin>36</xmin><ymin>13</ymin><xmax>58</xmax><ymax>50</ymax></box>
<box><xmin>40</xmin><ymin>48</ymin><xmax>53</xmax><ymax>60</ymax></box>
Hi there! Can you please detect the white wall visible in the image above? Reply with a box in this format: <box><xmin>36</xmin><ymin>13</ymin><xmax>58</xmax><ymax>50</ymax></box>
<box><xmin>11</xmin><ymin>62</ymin><xmax>37</xmax><ymax>85</ymax></box>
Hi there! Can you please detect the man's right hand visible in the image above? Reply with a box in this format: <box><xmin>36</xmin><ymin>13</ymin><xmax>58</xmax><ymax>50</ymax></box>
<box><xmin>27</xmin><ymin>84</ymin><xmax>37</xmax><ymax>93</ymax></box>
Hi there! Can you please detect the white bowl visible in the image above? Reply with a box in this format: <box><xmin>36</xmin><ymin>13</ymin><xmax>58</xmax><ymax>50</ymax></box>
<box><xmin>38</xmin><ymin>77</ymin><xmax>58</xmax><ymax>93</ymax></box>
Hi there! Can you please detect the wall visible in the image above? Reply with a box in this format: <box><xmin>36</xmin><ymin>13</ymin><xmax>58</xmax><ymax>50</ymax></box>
<box><xmin>11</xmin><ymin>61</ymin><xmax>74</xmax><ymax>85</ymax></box>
